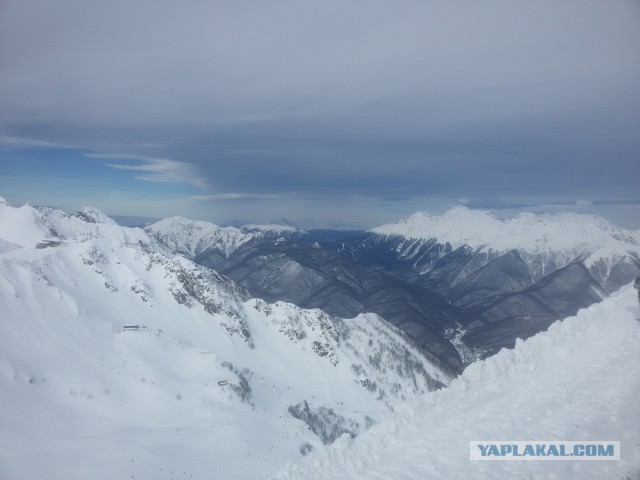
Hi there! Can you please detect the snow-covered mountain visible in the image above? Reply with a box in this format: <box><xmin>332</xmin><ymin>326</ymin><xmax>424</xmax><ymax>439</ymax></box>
<box><xmin>145</xmin><ymin>216</ymin><xmax>301</xmax><ymax>260</ymax></box>
<box><xmin>146</xmin><ymin>207</ymin><xmax>638</xmax><ymax>370</ymax></box>
<box><xmin>373</xmin><ymin>206</ymin><xmax>640</xmax><ymax>259</ymax></box>
<box><xmin>0</xmin><ymin>199</ymin><xmax>450</xmax><ymax>479</ymax></box>
<box><xmin>145</xmin><ymin>216</ymin><xmax>259</xmax><ymax>259</ymax></box>
<box><xmin>272</xmin><ymin>285</ymin><xmax>640</xmax><ymax>480</ymax></box>
<box><xmin>371</xmin><ymin>206</ymin><xmax>640</xmax><ymax>291</ymax></box>
<box><xmin>3</xmin><ymin>197</ymin><xmax>638</xmax><ymax>478</ymax></box>
<box><xmin>325</xmin><ymin>206</ymin><xmax>639</xmax><ymax>364</ymax></box>
<box><xmin>166</xmin><ymin>223</ymin><xmax>465</xmax><ymax>370</ymax></box>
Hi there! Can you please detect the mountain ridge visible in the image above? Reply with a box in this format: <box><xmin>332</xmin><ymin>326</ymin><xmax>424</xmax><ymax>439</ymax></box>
<box><xmin>0</xmin><ymin>197</ymin><xmax>451</xmax><ymax>479</ymax></box>
<box><xmin>372</xmin><ymin>205</ymin><xmax>640</xmax><ymax>263</ymax></box>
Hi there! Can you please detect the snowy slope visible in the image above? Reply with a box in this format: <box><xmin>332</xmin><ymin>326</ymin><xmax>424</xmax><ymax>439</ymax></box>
<box><xmin>0</xmin><ymin>200</ymin><xmax>449</xmax><ymax>480</ymax></box>
<box><xmin>371</xmin><ymin>206</ymin><xmax>640</xmax><ymax>289</ymax></box>
<box><xmin>145</xmin><ymin>216</ymin><xmax>258</xmax><ymax>259</ymax></box>
<box><xmin>272</xmin><ymin>285</ymin><xmax>640</xmax><ymax>480</ymax></box>
<box><xmin>373</xmin><ymin>206</ymin><xmax>640</xmax><ymax>256</ymax></box>
<box><xmin>0</xmin><ymin>199</ymin><xmax>58</xmax><ymax>247</ymax></box>
<box><xmin>145</xmin><ymin>217</ymin><xmax>301</xmax><ymax>260</ymax></box>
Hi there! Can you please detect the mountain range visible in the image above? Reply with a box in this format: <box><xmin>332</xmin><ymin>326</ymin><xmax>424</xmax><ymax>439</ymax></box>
<box><xmin>0</xmin><ymin>197</ymin><xmax>449</xmax><ymax>479</ymax></box>
<box><xmin>147</xmin><ymin>206</ymin><xmax>640</xmax><ymax>365</ymax></box>
<box><xmin>2</xmin><ymin>196</ymin><xmax>639</xmax><ymax>478</ymax></box>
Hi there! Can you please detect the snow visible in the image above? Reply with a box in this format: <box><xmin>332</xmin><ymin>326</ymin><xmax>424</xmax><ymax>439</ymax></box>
<box><xmin>0</xmin><ymin>203</ymin><xmax>54</xmax><ymax>247</ymax></box>
<box><xmin>74</xmin><ymin>207</ymin><xmax>118</xmax><ymax>225</ymax></box>
<box><xmin>373</xmin><ymin>206</ymin><xmax>640</xmax><ymax>263</ymax></box>
<box><xmin>145</xmin><ymin>217</ymin><xmax>303</xmax><ymax>260</ymax></box>
<box><xmin>272</xmin><ymin>285</ymin><xmax>640</xmax><ymax>480</ymax></box>
<box><xmin>145</xmin><ymin>217</ymin><xmax>302</xmax><ymax>260</ymax></box>
<box><xmin>0</xmin><ymin>199</ymin><xmax>447</xmax><ymax>480</ymax></box>
<box><xmin>3</xmin><ymin>196</ymin><xmax>638</xmax><ymax>479</ymax></box>
<box><xmin>145</xmin><ymin>216</ymin><xmax>258</xmax><ymax>258</ymax></box>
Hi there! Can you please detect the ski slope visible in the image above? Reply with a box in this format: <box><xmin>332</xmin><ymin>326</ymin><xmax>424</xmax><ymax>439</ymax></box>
<box><xmin>272</xmin><ymin>285</ymin><xmax>640</xmax><ymax>480</ymax></box>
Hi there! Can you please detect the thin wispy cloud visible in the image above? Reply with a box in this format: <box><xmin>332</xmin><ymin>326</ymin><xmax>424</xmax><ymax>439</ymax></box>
<box><xmin>192</xmin><ymin>193</ymin><xmax>282</xmax><ymax>201</ymax></box>
<box><xmin>0</xmin><ymin>135</ymin><xmax>65</xmax><ymax>149</ymax></box>
<box><xmin>88</xmin><ymin>154</ymin><xmax>207</xmax><ymax>189</ymax></box>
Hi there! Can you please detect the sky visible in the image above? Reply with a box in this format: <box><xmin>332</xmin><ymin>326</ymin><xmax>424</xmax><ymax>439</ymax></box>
<box><xmin>0</xmin><ymin>0</ymin><xmax>639</xmax><ymax>229</ymax></box>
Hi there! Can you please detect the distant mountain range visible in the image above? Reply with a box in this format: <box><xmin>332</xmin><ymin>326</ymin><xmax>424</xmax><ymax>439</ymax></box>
<box><xmin>147</xmin><ymin>205</ymin><xmax>640</xmax><ymax>366</ymax></box>
<box><xmin>369</xmin><ymin>206</ymin><xmax>640</xmax><ymax>291</ymax></box>
<box><xmin>2</xmin><ymin>196</ymin><xmax>639</xmax><ymax>477</ymax></box>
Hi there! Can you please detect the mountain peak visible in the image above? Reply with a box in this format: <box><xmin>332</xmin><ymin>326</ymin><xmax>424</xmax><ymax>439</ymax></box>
<box><xmin>145</xmin><ymin>216</ymin><xmax>255</xmax><ymax>259</ymax></box>
<box><xmin>372</xmin><ymin>207</ymin><xmax>640</xmax><ymax>259</ymax></box>
<box><xmin>74</xmin><ymin>207</ymin><xmax>117</xmax><ymax>225</ymax></box>
<box><xmin>442</xmin><ymin>204</ymin><xmax>501</xmax><ymax>220</ymax></box>
<box><xmin>401</xmin><ymin>206</ymin><xmax>503</xmax><ymax>228</ymax></box>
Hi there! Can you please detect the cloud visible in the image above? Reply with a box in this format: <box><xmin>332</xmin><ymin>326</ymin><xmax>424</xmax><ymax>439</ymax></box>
<box><xmin>88</xmin><ymin>154</ymin><xmax>207</xmax><ymax>189</ymax></box>
<box><xmin>0</xmin><ymin>135</ymin><xmax>66</xmax><ymax>149</ymax></box>
<box><xmin>191</xmin><ymin>193</ymin><xmax>282</xmax><ymax>202</ymax></box>
<box><xmin>1</xmin><ymin>0</ymin><xmax>638</xmax><ymax>132</ymax></box>
<box><xmin>0</xmin><ymin>1</ymin><xmax>638</xmax><ymax>228</ymax></box>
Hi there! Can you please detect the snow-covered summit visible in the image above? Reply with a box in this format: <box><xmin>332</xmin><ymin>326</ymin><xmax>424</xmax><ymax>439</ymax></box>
<box><xmin>0</xmin><ymin>199</ymin><xmax>147</xmax><ymax>249</ymax></box>
<box><xmin>372</xmin><ymin>205</ymin><xmax>640</xmax><ymax>262</ymax></box>
<box><xmin>0</xmin><ymin>202</ymin><xmax>56</xmax><ymax>248</ymax></box>
<box><xmin>145</xmin><ymin>216</ymin><xmax>258</xmax><ymax>259</ymax></box>
<box><xmin>145</xmin><ymin>216</ymin><xmax>302</xmax><ymax>259</ymax></box>
<box><xmin>73</xmin><ymin>207</ymin><xmax>118</xmax><ymax>225</ymax></box>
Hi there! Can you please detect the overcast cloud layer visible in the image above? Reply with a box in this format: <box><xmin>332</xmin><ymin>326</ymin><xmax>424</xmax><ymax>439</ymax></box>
<box><xmin>0</xmin><ymin>1</ymin><xmax>639</xmax><ymax>228</ymax></box>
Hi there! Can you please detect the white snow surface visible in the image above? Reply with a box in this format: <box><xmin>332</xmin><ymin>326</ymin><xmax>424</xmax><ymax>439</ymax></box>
<box><xmin>3</xmin><ymin>198</ymin><xmax>638</xmax><ymax>479</ymax></box>
<box><xmin>74</xmin><ymin>206</ymin><xmax>119</xmax><ymax>225</ymax></box>
<box><xmin>372</xmin><ymin>206</ymin><xmax>640</xmax><ymax>266</ymax></box>
<box><xmin>145</xmin><ymin>216</ymin><xmax>299</xmax><ymax>260</ymax></box>
<box><xmin>0</xmin><ymin>199</ymin><xmax>448</xmax><ymax>480</ymax></box>
<box><xmin>272</xmin><ymin>285</ymin><xmax>640</xmax><ymax>480</ymax></box>
<box><xmin>0</xmin><ymin>203</ymin><xmax>56</xmax><ymax>247</ymax></box>
<box><xmin>145</xmin><ymin>215</ymin><xmax>258</xmax><ymax>258</ymax></box>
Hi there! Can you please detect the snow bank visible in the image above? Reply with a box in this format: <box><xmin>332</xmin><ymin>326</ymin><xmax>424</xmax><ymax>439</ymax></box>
<box><xmin>272</xmin><ymin>285</ymin><xmax>640</xmax><ymax>479</ymax></box>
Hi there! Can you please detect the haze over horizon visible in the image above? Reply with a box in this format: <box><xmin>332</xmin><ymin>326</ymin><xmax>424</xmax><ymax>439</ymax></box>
<box><xmin>1</xmin><ymin>1</ymin><xmax>639</xmax><ymax>228</ymax></box>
